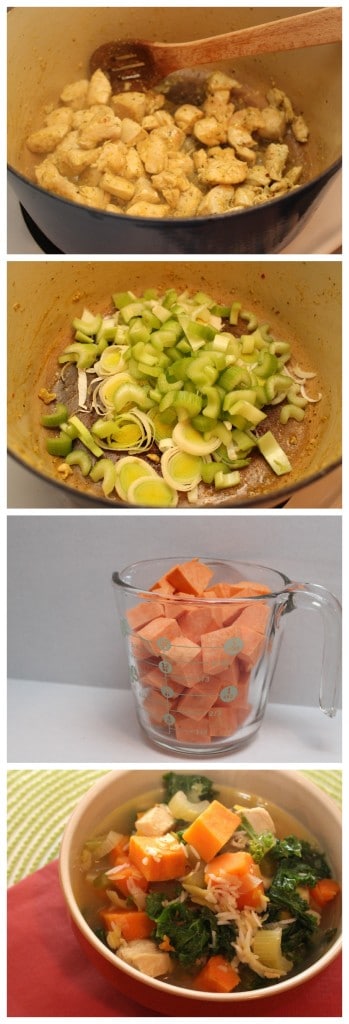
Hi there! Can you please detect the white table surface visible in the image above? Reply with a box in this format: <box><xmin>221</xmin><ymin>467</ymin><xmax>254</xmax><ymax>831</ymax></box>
<box><xmin>7</xmin><ymin>678</ymin><xmax>341</xmax><ymax>764</ymax></box>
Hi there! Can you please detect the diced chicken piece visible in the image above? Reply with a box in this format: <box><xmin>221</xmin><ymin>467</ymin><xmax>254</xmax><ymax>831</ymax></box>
<box><xmin>192</xmin><ymin>148</ymin><xmax>208</xmax><ymax>174</ymax></box>
<box><xmin>86</xmin><ymin>69</ymin><xmax>112</xmax><ymax>107</ymax></box>
<box><xmin>135</xmin><ymin>802</ymin><xmax>175</xmax><ymax>836</ymax></box>
<box><xmin>241</xmin><ymin>806</ymin><xmax>276</xmax><ymax>835</ymax></box>
<box><xmin>266</xmin><ymin>87</ymin><xmax>294</xmax><ymax>123</ymax></box>
<box><xmin>227</xmin><ymin>125</ymin><xmax>257</xmax><ymax>163</ymax></box>
<box><xmin>269</xmin><ymin>179</ymin><xmax>289</xmax><ymax>195</ymax></box>
<box><xmin>117</xmin><ymin>939</ymin><xmax>173</xmax><ymax>978</ymax></box>
<box><xmin>193</xmin><ymin>116</ymin><xmax>227</xmax><ymax>146</ymax></box>
<box><xmin>167</xmin><ymin>152</ymin><xmax>195</xmax><ymax>176</ymax></box>
<box><xmin>132</xmin><ymin>176</ymin><xmax>162</xmax><ymax>204</ymax></box>
<box><xmin>203</xmin><ymin>94</ymin><xmax>235</xmax><ymax>126</ymax></box>
<box><xmin>95</xmin><ymin>140</ymin><xmax>128</xmax><ymax>174</ymax></box>
<box><xmin>79</xmin><ymin>165</ymin><xmax>103</xmax><ymax>187</ymax></box>
<box><xmin>106</xmin><ymin>203</ymin><xmax>124</xmax><ymax>214</ymax></box>
<box><xmin>27</xmin><ymin>108</ymin><xmax>73</xmax><ymax>153</ymax></box>
<box><xmin>35</xmin><ymin>159</ymin><xmax>80</xmax><ymax>201</ymax></box>
<box><xmin>100</xmin><ymin>172</ymin><xmax>136</xmax><ymax>202</ymax></box>
<box><xmin>291</xmin><ymin>115</ymin><xmax>309</xmax><ymax>143</ymax></box>
<box><xmin>72</xmin><ymin>105</ymin><xmax>106</xmax><ymax>129</ymax></box>
<box><xmin>233</xmin><ymin>184</ymin><xmax>264</xmax><ymax>207</ymax></box>
<box><xmin>264</xmin><ymin>143</ymin><xmax>289</xmax><ymax>181</ymax></box>
<box><xmin>257</xmin><ymin>107</ymin><xmax>287</xmax><ymax>141</ymax></box>
<box><xmin>154</xmin><ymin>124</ymin><xmax>185</xmax><ymax>150</ymax></box>
<box><xmin>174</xmin><ymin>103</ymin><xmax>204</xmax><ymax>133</ymax></box>
<box><xmin>123</xmin><ymin>147</ymin><xmax>145</xmax><ymax>180</ymax></box>
<box><xmin>60</xmin><ymin>79</ymin><xmax>89</xmax><ymax>109</ymax></box>
<box><xmin>285</xmin><ymin>165</ymin><xmax>303</xmax><ymax>186</ymax></box>
<box><xmin>77</xmin><ymin>185</ymin><xmax>110</xmax><ymax>209</ymax></box>
<box><xmin>174</xmin><ymin>183</ymin><xmax>203</xmax><ymax>217</ymax></box>
<box><xmin>111</xmin><ymin>91</ymin><xmax>147</xmax><ymax>123</ymax></box>
<box><xmin>137</xmin><ymin>134</ymin><xmax>168</xmax><ymax>174</ymax></box>
<box><xmin>78</xmin><ymin>112</ymin><xmax>121</xmax><ymax>149</ymax></box>
<box><xmin>120</xmin><ymin>118</ymin><xmax>147</xmax><ymax>147</ymax></box>
<box><xmin>143</xmin><ymin>90</ymin><xmax>166</xmax><ymax>114</ymax></box>
<box><xmin>56</xmin><ymin>146</ymin><xmax>101</xmax><ymax>177</ymax></box>
<box><xmin>142</xmin><ymin>110</ymin><xmax>174</xmax><ymax>130</ymax></box>
<box><xmin>207</xmin><ymin>71</ymin><xmax>241</xmax><ymax>93</ymax></box>
<box><xmin>152</xmin><ymin>170</ymin><xmax>190</xmax><ymax>209</ymax></box>
<box><xmin>229</xmin><ymin>106</ymin><xmax>264</xmax><ymax>134</ymax></box>
<box><xmin>245</xmin><ymin>164</ymin><xmax>271</xmax><ymax>187</ymax></box>
<box><xmin>126</xmin><ymin>201</ymin><xmax>170</xmax><ymax>218</ymax></box>
<box><xmin>197</xmin><ymin>184</ymin><xmax>235</xmax><ymax>215</ymax></box>
<box><xmin>198</xmin><ymin>148</ymin><xmax>248</xmax><ymax>186</ymax></box>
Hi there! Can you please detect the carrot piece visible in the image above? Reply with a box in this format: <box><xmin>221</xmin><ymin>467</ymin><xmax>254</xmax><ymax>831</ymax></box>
<box><xmin>228</xmin><ymin>582</ymin><xmax>271</xmax><ymax>597</ymax></box>
<box><xmin>136</xmin><ymin>616</ymin><xmax>182</xmax><ymax>656</ymax></box>
<box><xmin>207</xmin><ymin>704</ymin><xmax>239</xmax><ymax>738</ymax></box>
<box><xmin>165</xmin><ymin>558</ymin><xmax>213</xmax><ymax>595</ymax></box>
<box><xmin>174</xmin><ymin>713</ymin><xmax>211</xmax><ymax>743</ymax></box>
<box><xmin>176</xmin><ymin>676</ymin><xmax>223</xmax><ymax>721</ymax></box>
<box><xmin>182</xmin><ymin>800</ymin><xmax>241</xmax><ymax>860</ymax></box>
<box><xmin>170</xmin><ymin>653</ymin><xmax>204</xmax><ymax>688</ymax></box>
<box><xmin>205</xmin><ymin>850</ymin><xmax>254</xmax><ymax>880</ymax></box>
<box><xmin>140</xmin><ymin>666</ymin><xmax>183</xmax><ymax>694</ymax></box>
<box><xmin>99</xmin><ymin>908</ymin><xmax>154</xmax><ymax>941</ymax></box>
<box><xmin>162</xmin><ymin>635</ymin><xmax>201</xmax><ymax>665</ymax></box>
<box><xmin>129</xmin><ymin>833</ymin><xmax>188</xmax><ymax>881</ymax></box>
<box><xmin>233</xmin><ymin>601</ymin><xmax>270</xmax><ymax>636</ymax></box>
<box><xmin>142</xmin><ymin>688</ymin><xmax>178</xmax><ymax>725</ymax></box>
<box><xmin>178</xmin><ymin>605</ymin><xmax>224</xmax><ymax>641</ymax></box>
<box><xmin>150</xmin><ymin>576</ymin><xmax>176</xmax><ymax>594</ymax></box>
<box><xmin>126</xmin><ymin>599</ymin><xmax>165</xmax><ymax>630</ymax></box>
<box><xmin>200</xmin><ymin>621</ymin><xmax>244</xmax><ymax>675</ymax></box>
<box><xmin>194</xmin><ymin>955</ymin><xmax>240</xmax><ymax>993</ymax></box>
<box><xmin>310</xmin><ymin>878</ymin><xmax>341</xmax><ymax>906</ymax></box>
<box><xmin>203</xmin><ymin>583</ymin><xmax>241</xmax><ymax>598</ymax></box>
<box><xmin>107</xmin><ymin>855</ymin><xmax>149</xmax><ymax>896</ymax></box>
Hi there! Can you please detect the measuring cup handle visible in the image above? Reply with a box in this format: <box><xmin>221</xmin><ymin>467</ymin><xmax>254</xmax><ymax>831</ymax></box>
<box><xmin>285</xmin><ymin>582</ymin><xmax>341</xmax><ymax>717</ymax></box>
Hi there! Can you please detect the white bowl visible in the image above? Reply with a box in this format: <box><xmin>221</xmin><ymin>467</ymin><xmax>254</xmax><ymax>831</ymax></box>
<box><xmin>59</xmin><ymin>769</ymin><xmax>341</xmax><ymax>1013</ymax></box>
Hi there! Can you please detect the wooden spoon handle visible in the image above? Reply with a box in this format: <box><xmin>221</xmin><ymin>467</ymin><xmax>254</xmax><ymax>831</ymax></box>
<box><xmin>153</xmin><ymin>7</ymin><xmax>342</xmax><ymax>73</ymax></box>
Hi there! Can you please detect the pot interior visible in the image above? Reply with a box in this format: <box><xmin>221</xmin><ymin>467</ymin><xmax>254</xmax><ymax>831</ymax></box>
<box><xmin>7</xmin><ymin>260</ymin><xmax>341</xmax><ymax>508</ymax></box>
<box><xmin>8</xmin><ymin>7</ymin><xmax>342</xmax><ymax>190</ymax></box>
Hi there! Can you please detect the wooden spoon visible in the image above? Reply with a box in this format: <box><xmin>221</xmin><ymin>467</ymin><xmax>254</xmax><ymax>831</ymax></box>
<box><xmin>90</xmin><ymin>7</ymin><xmax>342</xmax><ymax>91</ymax></box>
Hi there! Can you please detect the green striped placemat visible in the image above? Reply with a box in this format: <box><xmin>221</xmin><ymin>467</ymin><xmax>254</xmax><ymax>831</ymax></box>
<box><xmin>7</xmin><ymin>769</ymin><xmax>342</xmax><ymax>887</ymax></box>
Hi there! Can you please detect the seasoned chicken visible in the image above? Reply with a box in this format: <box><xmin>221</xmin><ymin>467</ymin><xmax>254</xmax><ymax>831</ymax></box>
<box><xmin>264</xmin><ymin>143</ymin><xmax>289</xmax><ymax>181</ymax></box>
<box><xmin>86</xmin><ymin>69</ymin><xmax>112</xmax><ymax>107</ymax></box>
<box><xmin>111</xmin><ymin>91</ymin><xmax>147</xmax><ymax>124</ymax></box>
<box><xmin>27</xmin><ymin>108</ymin><xmax>73</xmax><ymax>153</ymax></box>
<box><xmin>193</xmin><ymin>116</ymin><xmax>227</xmax><ymax>147</ymax></box>
<box><xmin>174</xmin><ymin>104</ymin><xmax>204</xmax><ymax>133</ymax></box>
<box><xmin>197</xmin><ymin>184</ymin><xmax>235</xmax><ymax>215</ymax></box>
<box><xmin>134</xmin><ymin>803</ymin><xmax>175</xmax><ymax>836</ymax></box>
<box><xmin>292</xmin><ymin>115</ymin><xmax>309</xmax><ymax>143</ymax></box>
<box><xmin>257</xmin><ymin>107</ymin><xmax>287</xmax><ymax>142</ymax></box>
<box><xmin>60</xmin><ymin>79</ymin><xmax>89</xmax><ymax>109</ymax></box>
<box><xmin>100</xmin><ymin>172</ymin><xmax>136</xmax><ymax>202</ymax></box>
<box><xmin>198</xmin><ymin>148</ymin><xmax>248</xmax><ymax>186</ymax></box>
<box><xmin>118</xmin><ymin>939</ymin><xmax>173</xmax><ymax>978</ymax></box>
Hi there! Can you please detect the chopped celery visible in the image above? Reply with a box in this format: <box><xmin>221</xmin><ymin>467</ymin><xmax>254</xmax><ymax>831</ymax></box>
<box><xmin>65</xmin><ymin>449</ymin><xmax>92</xmax><ymax>476</ymax></box>
<box><xmin>41</xmin><ymin>403</ymin><xmax>68</xmax><ymax>427</ymax></box>
<box><xmin>90</xmin><ymin>458</ymin><xmax>116</xmax><ymax>496</ymax></box>
<box><xmin>279</xmin><ymin>404</ymin><xmax>305</xmax><ymax>424</ymax></box>
<box><xmin>46</xmin><ymin>433</ymin><xmax>73</xmax><ymax>457</ymax></box>
<box><xmin>256</xmin><ymin>431</ymin><xmax>291</xmax><ymax>475</ymax></box>
<box><xmin>68</xmin><ymin>416</ymin><xmax>104</xmax><ymax>457</ymax></box>
<box><xmin>214</xmin><ymin>470</ymin><xmax>240</xmax><ymax>489</ymax></box>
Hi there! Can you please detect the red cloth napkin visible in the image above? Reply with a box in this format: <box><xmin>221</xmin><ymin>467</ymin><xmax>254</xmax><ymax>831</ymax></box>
<box><xmin>7</xmin><ymin>860</ymin><xmax>342</xmax><ymax>1017</ymax></box>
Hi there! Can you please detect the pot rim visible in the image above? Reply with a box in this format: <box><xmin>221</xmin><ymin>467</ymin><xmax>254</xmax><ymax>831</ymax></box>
<box><xmin>7</xmin><ymin>154</ymin><xmax>342</xmax><ymax>229</ymax></box>
<box><xmin>7</xmin><ymin>446</ymin><xmax>342</xmax><ymax>510</ymax></box>
<box><xmin>59</xmin><ymin>768</ymin><xmax>342</xmax><ymax>1005</ymax></box>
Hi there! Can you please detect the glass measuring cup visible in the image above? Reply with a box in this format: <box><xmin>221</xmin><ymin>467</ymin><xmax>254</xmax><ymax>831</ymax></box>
<box><xmin>112</xmin><ymin>557</ymin><xmax>341</xmax><ymax>756</ymax></box>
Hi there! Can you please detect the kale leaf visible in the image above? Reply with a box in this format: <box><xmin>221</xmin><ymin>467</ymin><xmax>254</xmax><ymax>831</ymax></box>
<box><xmin>145</xmin><ymin>893</ymin><xmax>236</xmax><ymax>967</ymax></box>
<box><xmin>162</xmin><ymin>772</ymin><xmax>216</xmax><ymax>803</ymax></box>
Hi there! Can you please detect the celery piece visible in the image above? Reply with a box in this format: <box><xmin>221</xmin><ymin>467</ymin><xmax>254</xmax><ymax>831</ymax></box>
<box><xmin>200</xmin><ymin>461</ymin><xmax>227</xmax><ymax>484</ymax></box>
<box><xmin>174</xmin><ymin>391</ymin><xmax>203</xmax><ymax>418</ymax></box>
<box><xmin>90</xmin><ymin>458</ymin><xmax>116</xmax><ymax>496</ymax></box>
<box><xmin>218</xmin><ymin>365</ymin><xmax>251</xmax><ymax>391</ymax></box>
<box><xmin>74</xmin><ymin>329</ymin><xmax>97</xmax><ymax>344</ymax></box>
<box><xmin>112</xmin><ymin>290</ymin><xmax>137</xmax><ymax>309</ymax></box>
<box><xmin>257</xmin><ymin>351</ymin><xmax>279</xmax><ymax>379</ymax></box>
<box><xmin>265</xmin><ymin>374</ymin><xmax>291</xmax><ymax>402</ymax></box>
<box><xmin>223</xmin><ymin>389</ymin><xmax>258</xmax><ymax>413</ymax></box>
<box><xmin>41</xmin><ymin>403</ymin><xmax>68</xmax><ymax>428</ymax></box>
<box><xmin>229</xmin><ymin>402</ymin><xmax>267</xmax><ymax>427</ymax></box>
<box><xmin>279</xmin><ymin>404</ymin><xmax>305</xmax><ymax>424</ymax></box>
<box><xmin>240</xmin><ymin>310</ymin><xmax>258</xmax><ymax>332</ymax></box>
<box><xmin>120</xmin><ymin>302</ymin><xmax>146</xmax><ymax>324</ymax></box>
<box><xmin>59</xmin><ymin>342</ymin><xmax>98</xmax><ymax>370</ymax></box>
<box><xmin>256</xmin><ymin>430</ymin><xmax>291</xmax><ymax>475</ymax></box>
<box><xmin>231</xmin><ymin>428</ymin><xmax>257</xmax><ymax>452</ymax></box>
<box><xmin>151</xmin><ymin>302</ymin><xmax>173</xmax><ymax>324</ymax></box>
<box><xmin>143</xmin><ymin>288</ymin><xmax>158</xmax><ymax>300</ymax></box>
<box><xmin>128</xmin><ymin>320</ymin><xmax>151</xmax><ymax>346</ymax></box>
<box><xmin>72</xmin><ymin>314</ymin><xmax>102</xmax><ymax>337</ymax></box>
<box><xmin>46</xmin><ymin>433</ymin><xmax>73</xmax><ymax>458</ymax></box>
<box><xmin>65</xmin><ymin>450</ymin><xmax>92</xmax><ymax>476</ymax></box>
<box><xmin>158</xmin><ymin>374</ymin><xmax>183</xmax><ymax>396</ymax></box>
<box><xmin>191</xmin><ymin>414</ymin><xmax>219</xmax><ymax>434</ymax></box>
<box><xmin>229</xmin><ymin>301</ymin><xmax>242</xmax><ymax>325</ymax></box>
<box><xmin>68</xmin><ymin>416</ymin><xmax>104</xmax><ymax>457</ymax></box>
<box><xmin>214</xmin><ymin>470</ymin><xmax>240</xmax><ymax>489</ymax></box>
<box><xmin>137</xmin><ymin>362</ymin><xmax>161</xmax><ymax>379</ymax></box>
<box><xmin>212</xmin><ymin>303</ymin><xmax>230</xmax><ymax>318</ymax></box>
<box><xmin>201</xmin><ymin>386</ymin><xmax>221</xmax><ymax>420</ymax></box>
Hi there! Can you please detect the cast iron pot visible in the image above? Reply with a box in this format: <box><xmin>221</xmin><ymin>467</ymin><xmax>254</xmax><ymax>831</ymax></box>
<box><xmin>7</xmin><ymin>7</ymin><xmax>342</xmax><ymax>255</ymax></box>
<box><xmin>7</xmin><ymin>260</ymin><xmax>341</xmax><ymax>509</ymax></box>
